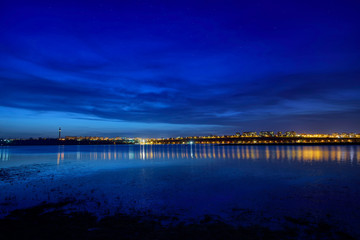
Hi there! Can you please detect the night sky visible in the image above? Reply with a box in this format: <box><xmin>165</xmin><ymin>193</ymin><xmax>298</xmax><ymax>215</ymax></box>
<box><xmin>1</xmin><ymin>0</ymin><xmax>360</xmax><ymax>138</ymax></box>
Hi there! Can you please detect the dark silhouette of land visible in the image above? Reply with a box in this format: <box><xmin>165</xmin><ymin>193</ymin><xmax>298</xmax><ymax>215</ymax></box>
<box><xmin>0</xmin><ymin>201</ymin><xmax>355</xmax><ymax>240</ymax></box>
<box><xmin>0</xmin><ymin>138</ymin><xmax>135</xmax><ymax>146</ymax></box>
<box><xmin>2</xmin><ymin>136</ymin><xmax>360</xmax><ymax>146</ymax></box>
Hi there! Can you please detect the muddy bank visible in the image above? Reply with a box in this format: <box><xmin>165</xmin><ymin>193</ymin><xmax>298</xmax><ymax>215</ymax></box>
<box><xmin>0</xmin><ymin>201</ymin><xmax>355</xmax><ymax>240</ymax></box>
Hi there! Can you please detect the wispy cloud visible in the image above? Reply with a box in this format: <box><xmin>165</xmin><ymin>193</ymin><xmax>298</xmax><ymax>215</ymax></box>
<box><xmin>1</xmin><ymin>0</ymin><xmax>360</xmax><ymax>137</ymax></box>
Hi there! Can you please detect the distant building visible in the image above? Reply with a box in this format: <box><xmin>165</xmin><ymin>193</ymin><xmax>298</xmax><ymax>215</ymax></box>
<box><xmin>242</xmin><ymin>132</ymin><xmax>257</xmax><ymax>137</ymax></box>
<box><xmin>341</xmin><ymin>133</ymin><xmax>349</xmax><ymax>138</ymax></box>
<box><xmin>332</xmin><ymin>133</ymin><xmax>340</xmax><ymax>138</ymax></box>
<box><xmin>65</xmin><ymin>136</ymin><xmax>77</xmax><ymax>140</ymax></box>
<box><xmin>259</xmin><ymin>131</ymin><xmax>275</xmax><ymax>137</ymax></box>
<box><xmin>284</xmin><ymin>131</ymin><xmax>297</xmax><ymax>137</ymax></box>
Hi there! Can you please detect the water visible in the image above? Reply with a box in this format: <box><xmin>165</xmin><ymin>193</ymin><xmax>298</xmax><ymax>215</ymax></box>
<box><xmin>1</xmin><ymin>144</ymin><xmax>360</xmax><ymax>234</ymax></box>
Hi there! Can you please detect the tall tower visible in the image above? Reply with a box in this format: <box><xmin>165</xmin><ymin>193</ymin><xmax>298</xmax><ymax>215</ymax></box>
<box><xmin>59</xmin><ymin>127</ymin><xmax>61</xmax><ymax>139</ymax></box>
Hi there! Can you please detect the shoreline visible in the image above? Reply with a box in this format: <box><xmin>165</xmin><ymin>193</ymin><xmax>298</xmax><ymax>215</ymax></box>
<box><xmin>0</xmin><ymin>201</ymin><xmax>355</xmax><ymax>240</ymax></box>
<box><xmin>2</xmin><ymin>142</ymin><xmax>360</xmax><ymax>147</ymax></box>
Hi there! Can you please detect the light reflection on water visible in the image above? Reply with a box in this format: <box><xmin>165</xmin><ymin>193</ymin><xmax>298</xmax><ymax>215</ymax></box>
<box><xmin>0</xmin><ymin>147</ymin><xmax>9</xmax><ymax>162</ymax></box>
<box><xmin>53</xmin><ymin>145</ymin><xmax>359</xmax><ymax>165</ymax></box>
<box><xmin>1</xmin><ymin>144</ymin><xmax>359</xmax><ymax>167</ymax></box>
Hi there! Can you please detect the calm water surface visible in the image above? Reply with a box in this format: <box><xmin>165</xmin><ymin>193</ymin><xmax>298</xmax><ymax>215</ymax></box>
<box><xmin>1</xmin><ymin>144</ymin><xmax>360</xmax><ymax>233</ymax></box>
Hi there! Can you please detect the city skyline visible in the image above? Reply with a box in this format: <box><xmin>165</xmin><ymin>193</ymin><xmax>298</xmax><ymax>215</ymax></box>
<box><xmin>1</xmin><ymin>0</ymin><xmax>360</xmax><ymax>138</ymax></box>
<box><xmin>3</xmin><ymin>129</ymin><xmax>360</xmax><ymax>147</ymax></box>
<box><xmin>3</xmin><ymin>128</ymin><xmax>360</xmax><ymax>140</ymax></box>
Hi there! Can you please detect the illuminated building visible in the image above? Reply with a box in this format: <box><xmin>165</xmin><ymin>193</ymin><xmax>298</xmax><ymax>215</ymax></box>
<box><xmin>242</xmin><ymin>132</ymin><xmax>257</xmax><ymax>137</ymax></box>
<box><xmin>285</xmin><ymin>131</ymin><xmax>297</xmax><ymax>137</ymax></box>
<box><xmin>259</xmin><ymin>131</ymin><xmax>275</xmax><ymax>137</ymax></box>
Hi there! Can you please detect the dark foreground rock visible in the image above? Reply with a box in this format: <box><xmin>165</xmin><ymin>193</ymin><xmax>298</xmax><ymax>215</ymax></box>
<box><xmin>0</xmin><ymin>202</ymin><xmax>355</xmax><ymax>240</ymax></box>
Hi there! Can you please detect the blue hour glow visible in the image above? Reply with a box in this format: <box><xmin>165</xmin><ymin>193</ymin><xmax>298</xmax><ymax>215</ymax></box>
<box><xmin>1</xmin><ymin>0</ymin><xmax>360</xmax><ymax>138</ymax></box>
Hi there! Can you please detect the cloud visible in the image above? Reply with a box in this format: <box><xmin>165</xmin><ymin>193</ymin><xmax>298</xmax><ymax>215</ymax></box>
<box><xmin>1</xmin><ymin>0</ymin><xmax>360</xmax><ymax>137</ymax></box>
<box><xmin>1</xmin><ymin>57</ymin><xmax>359</xmax><ymax>130</ymax></box>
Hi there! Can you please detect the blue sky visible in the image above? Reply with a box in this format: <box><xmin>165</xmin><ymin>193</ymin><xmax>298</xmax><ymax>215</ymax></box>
<box><xmin>1</xmin><ymin>0</ymin><xmax>360</xmax><ymax>138</ymax></box>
